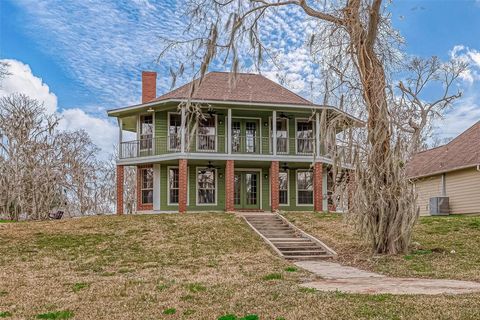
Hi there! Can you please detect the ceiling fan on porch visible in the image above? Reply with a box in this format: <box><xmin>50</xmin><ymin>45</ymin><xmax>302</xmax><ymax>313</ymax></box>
<box><xmin>206</xmin><ymin>108</ymin><xmax>224</xmax><ymax>117</ymax></box>
<box><xmin>200</xmin><ymin>161</ymin><xmax>221</xmax><ymax>174</ymax></box>
<box><xmin>278</xmin><ymin>112</ymin><xmax>292</xmax><ymax>120</ymax></box>
<box><xmin>281</xmin><ymin>162</ymin><xmax>290</xmax><ymax>172</ymax></box>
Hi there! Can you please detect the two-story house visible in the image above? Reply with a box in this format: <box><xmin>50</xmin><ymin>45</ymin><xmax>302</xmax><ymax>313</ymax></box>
<box><xmin>107</xmin><ymin>71</ymin><xmax>361</xmax><ymax>214</ymax></box>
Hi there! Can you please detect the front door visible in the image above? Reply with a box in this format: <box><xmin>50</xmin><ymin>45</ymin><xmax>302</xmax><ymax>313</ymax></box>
<box><xmin>234</xmin><ymin>171</ymin><xmax>260</xmax><ymax>209</ymax></box>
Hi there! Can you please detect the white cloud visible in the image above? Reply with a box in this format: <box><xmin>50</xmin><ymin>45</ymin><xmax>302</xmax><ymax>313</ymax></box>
<box><xmin>58</xmin><ymin>108</ymin><xmax>117</xmax><ymax>155</ymax></box>
<box><xmin>1</xmin><ymin>59</ymin><xmax>117</xmax><ymax>157</ymax></box>
<box><xmin>0</xmin><ymin>59</ymin><xmax>58</xmax><ymax>113</ymax></box>
<box><xmin>449</xmin><ymin>45</ymin><xmax>480</xmax><ymax>84</ymax></box>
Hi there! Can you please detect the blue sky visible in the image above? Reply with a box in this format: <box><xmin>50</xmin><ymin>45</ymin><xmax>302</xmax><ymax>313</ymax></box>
<box><xmin>1</xmin><ymin>0</ymin><xmax>480</xmax><ymax>155</ymax></box>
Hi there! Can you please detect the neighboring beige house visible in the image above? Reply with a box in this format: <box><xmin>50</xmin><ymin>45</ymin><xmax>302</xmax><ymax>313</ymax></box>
<box><xmin>407</xmin><ymin>121</ymin><xmax>480</xmax><ymax>216</ymax></box>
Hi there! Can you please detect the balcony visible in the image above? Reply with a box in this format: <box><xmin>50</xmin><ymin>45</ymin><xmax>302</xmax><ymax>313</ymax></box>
<box><xmin>119</xmin><ymin>134</ymin><xmax>321</xmax><ymax>159</ymax></box>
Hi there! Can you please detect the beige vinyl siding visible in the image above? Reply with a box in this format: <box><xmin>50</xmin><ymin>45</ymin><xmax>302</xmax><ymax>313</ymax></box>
<box><xmin>445</xmin><ymin>167</ymin><xmax>480</xmax><ymax>214</ymax></box>
<box><xmin>414</xmin><ymin>175</ymin><xmax>443</xmax><ymax>216</ymax></box>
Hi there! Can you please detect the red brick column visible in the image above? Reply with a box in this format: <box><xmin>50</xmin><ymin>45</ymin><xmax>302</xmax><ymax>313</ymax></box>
<box><xmin>178</xmin><ymin>159</ymin><xmax>188</xmax><ymax>213</ymax></box>
<box><xmin>225</xmin><ymin>160</ymin><xmax>235</xmax><ymax>212</ymax></box>
<box><xmin>313</xmin><ymin>162</ymin><xmax>323</xmax><ymax>212</ymax></box>
<box><xmin>116</xmin><ymin>165</ymin><xmax>124</xmax><ymax>215</ymax></box>
<box><xmin>270</xmin><ymin>161</ymin><xmax>279</xmax><ymax>212</ymax></box>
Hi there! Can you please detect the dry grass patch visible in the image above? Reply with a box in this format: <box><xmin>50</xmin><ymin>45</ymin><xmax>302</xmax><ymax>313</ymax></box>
<box><xmin>0</xmin><ymin>213</ymin><xmax>479</xmax><ymax>319</ymax></box>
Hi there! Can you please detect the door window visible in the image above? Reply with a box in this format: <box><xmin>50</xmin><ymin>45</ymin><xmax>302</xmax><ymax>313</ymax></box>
<box><xmin>140</xmin><ymin>115</ymin><xmax>153</xmax><ymax>150</ymax></box>
<box><xmin>296</xmin><ymin>120</ymin><xmax>313</xmax><ymax>154</ymax></box>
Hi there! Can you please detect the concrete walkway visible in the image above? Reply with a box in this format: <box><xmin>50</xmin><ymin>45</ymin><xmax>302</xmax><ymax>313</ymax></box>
<box><xmin>295</xmin><ymin>261</ymin><xmax>480</xmax><ymax>295</ymax></box>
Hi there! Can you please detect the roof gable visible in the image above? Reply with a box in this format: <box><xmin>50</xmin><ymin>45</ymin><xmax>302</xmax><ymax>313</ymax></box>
<box><xmin>155</xmin><ymin>72</ymin><xmax>312</xmax><ymax>106</ymax></box>
<box><xmin>407</xmin><ymin>121</ymin><xmax>480</xmax><ymax>178</ymax></box>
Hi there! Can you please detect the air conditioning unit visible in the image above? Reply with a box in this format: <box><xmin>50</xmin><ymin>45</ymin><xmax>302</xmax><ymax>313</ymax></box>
<box><xmin>429</xmin><ymin>197</ymin><xmax>449</xmax><ymax>216</ymax></box>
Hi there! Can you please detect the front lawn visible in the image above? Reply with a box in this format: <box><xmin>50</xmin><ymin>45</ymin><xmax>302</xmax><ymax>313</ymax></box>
<box><xmin>0</xmin><ymin>213</ymin><xmax>479</xmax><ymax>319</ymax></box>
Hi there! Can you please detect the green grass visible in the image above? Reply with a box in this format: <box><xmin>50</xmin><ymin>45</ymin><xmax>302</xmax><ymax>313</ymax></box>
<box><xmin>0</xmin><ymin>311</ymin><xmax>12</xmax><ymax>318</ymax></box>
<box><xmin>0</xmin><ymin>213</ymin><xmax>479</xmax><ymax>319</ymax></box>
<box><xmin>263</xmin><ymin>273</ymin><xmax>282</xmax><ymax>281</ymax></box>
<box><xmin>162</xmin><ymin>308</ymin><xmax>176</xmax><ymax>315</ymax></box>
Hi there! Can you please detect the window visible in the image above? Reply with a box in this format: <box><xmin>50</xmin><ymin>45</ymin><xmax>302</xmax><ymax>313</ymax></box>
<box><xmin>297</xmin><ymin>170</ymin><xmax>313</xmax><ymax>205</ymax></box>
<box><xmin>232</xmin><ymin>121</ymin><xmax>241</xmax><ymax>152</ymax></box>
<box><xmin>296</xmin><ymin>120</ymin><xmax>313</xmax><ymax>154</ymax></box>
<box><xmin>270</xmin><ymin>118</ymin><xmax>288</xmax><ymax>153</ymax></box>
<box><xmin>197</xmin><ymin>168</ymin><xmax>216</xmax><ymax>204</ymax></box>
<box><xmin>168</xmin><ymin>113</ymin><xmax>181</xmax><ymax>150</ymax></box>
<box><xmin>140</xmin><ymin>115</ymin><xmax>153</xmax><ymax>150</ymax></box>
<box><xmin>197</xmin><ymin>115</ymin><xmax>216</xmax><ymax>151</ymax></box>
<box><xmin>279</xmin><ymin>171</ymin><xmax>288</xmax><ymax>205</ymax></box>
<box><xmin>168</xmin><ymin>167</ymin><xmax>179</xmax><ymax>204</ymax></box>
<box><xmin>141</xmin><ymin>168</ymin><xmax>153</xmax><ymax>204</ymax></box>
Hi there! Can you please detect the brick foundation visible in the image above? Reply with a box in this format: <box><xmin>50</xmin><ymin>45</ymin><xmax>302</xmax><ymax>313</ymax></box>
<box><xmin>314</xmin><ymin>162</ymin><xmax>323</xmax><ymax>212</ymax></box>
<box><xmin>116</xmin><ymin>165</ymin><xmax>124</xmax><ymax>215</ymax></box>
<box><xmin>137</xmin><ymin>164</ymin><xmax>153</xmax><ymax>211</ymax></box>
<box><xmin>270</xmin><ymin>161</ymin><xmax>279</xmax><ymax>212</ymax></box>
<box><xmin>178</xmin><ymin>159</ymin><xmax>188</xmax><ymax>213</ymax></box>
<box><xmin>225</xmin><ymin>160</ymin><xmax>235</xmax><ymax>212</ymax></box>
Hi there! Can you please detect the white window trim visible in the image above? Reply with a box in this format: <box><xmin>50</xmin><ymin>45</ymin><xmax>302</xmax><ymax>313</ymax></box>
<box><xmin>140</xmin><ymin>167</ymin><xmax>154</xmax><ymax>205</ymax></box>
<box><xmin>195</xmin><ymin>166</ymin><xmax>218</xmax><ymax>206</ymax></box>
<box><xmin>295</xmin><ymin>169</ymin><xmax>314</xmax><ymax>206</ymax></box>
<box><xmin>268</xmin><ymin>117</ymin><xmax>289</xmax><ymax>154</ymax></box>
<box><xmin>167</xmin><ymin>165</ymin><xmax>190</xmax><ymax>206</ymax></box>
<box><xmin>138</xmin><ymin>112</ymin><xmax>155</xmax><ymax>152</ymax></box>
<box><xmin>196</xmin><ymin>114</ymin><xmax>218</xmax><ymax>152</ymax></box>
<box><xmin>295</xmin><ymin>118</ymin><xmax>314</xmax><ymax>155</ymax></box>
<box><xmin>167</xmin><ymin>112</ymin><xmax>182</xmax><ymax>152</ymax></box>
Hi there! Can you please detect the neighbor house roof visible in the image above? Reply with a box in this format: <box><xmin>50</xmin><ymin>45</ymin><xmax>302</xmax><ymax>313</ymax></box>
<box><xmin>406</xmin><ymin>121</ymin><xmax>480</xmax><ymax>178</ymax></box>
<box><xmin>154</xmin><ymin>71</ymin><xmax>312</xmax><ymax>106</ymax></box>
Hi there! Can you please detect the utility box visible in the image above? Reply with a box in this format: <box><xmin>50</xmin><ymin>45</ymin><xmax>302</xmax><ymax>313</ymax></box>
<box><xmin>429</xmin><ymin>197</ymin><xmax>449</xmax><ymax>216</ymax></box>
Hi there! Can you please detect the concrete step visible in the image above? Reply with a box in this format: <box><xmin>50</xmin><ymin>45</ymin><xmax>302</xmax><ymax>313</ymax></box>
<box><xmin>281</xmin><ymin>250</ymin><xmax>327</xmax><ymax>255</ymax></box>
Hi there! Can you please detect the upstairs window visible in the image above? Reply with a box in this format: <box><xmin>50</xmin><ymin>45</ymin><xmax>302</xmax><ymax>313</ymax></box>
<box><xmin>197</xmin><ymin>115</ymin><xmax>216</xmax><ymax>151</ymax></box>
<box><xmin>296</xmin><ymin>120</ymin><xmax>314</xmax><ymax>154</ymax></box>
<box><xmin>270</xmin><ymin>118</ymin><xmax>288</xmax><ymax>153</ymax></box>
<box><xmin>168</xmin><ymin>114</ymin><xmax>181</xmax><ymax>150</ymax></box>
<box><xmin>140</xmin><ymin>115</ymin><xmax>153</xmax><ymax>150</ymax></box>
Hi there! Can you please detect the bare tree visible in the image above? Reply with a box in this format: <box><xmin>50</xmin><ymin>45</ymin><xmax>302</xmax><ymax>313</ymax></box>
<box><xmin>159</xmin><ymin>0</ymin><xmax>421</xmax><ymax>254</ymax></box>
<box><xmin>0</xmin><ymin>94</ymin><xmax>116</xmax><ymax>220</ymax></box>
<box><xmin>392</xmin><ymin>56</ymin><xmax>467</xmax><ymax>155</ymax></box>
<box><xmin>0</xmin><ymin>61</ymin><xmax>10</xmax><ymax>81</ymax></box>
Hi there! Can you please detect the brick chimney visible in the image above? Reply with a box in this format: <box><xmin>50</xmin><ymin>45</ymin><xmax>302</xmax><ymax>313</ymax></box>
<box><xmin>142</xmin><ymin>71</ymin><xmax>157</xmax><ymax>103</ymax></box>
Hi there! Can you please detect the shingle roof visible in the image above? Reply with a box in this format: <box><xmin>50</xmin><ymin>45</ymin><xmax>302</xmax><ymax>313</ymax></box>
<box><xmin>154</xmin><ymin>71</ymin><xmax>312</xmax><ymax>106</ymax></box>
<box><xmin>406</xmin><ymin>121</ymin><xmax>480</xmax><ymax>178</ymax></box>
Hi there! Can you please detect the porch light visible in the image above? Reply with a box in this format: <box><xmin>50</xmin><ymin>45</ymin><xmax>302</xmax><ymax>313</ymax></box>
<box><xmin>264</xmin><ymin>174</ymin><xmax>268</xmax><ymax>179</ymax></box>
<box><xmin>263</xmin><ymin>121</ymin><xmax>268</xmax><ymax>127</ymax></box>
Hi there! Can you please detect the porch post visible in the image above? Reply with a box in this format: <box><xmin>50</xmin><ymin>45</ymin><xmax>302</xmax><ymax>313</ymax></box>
<box><xmin>270</xmin><ymin>161</ymin><xmax>279</xmax><ymax>212</ymax></box>
<box><xmin>272</xmin><ymin>110</ymin><xmax>277</xmax><ymax>155</ymax></box>
<box><xmin>225</xmin><ymin>160</ymin><xmax>235</xmax><ymax>212</ymax></box>
<box><xmin>313</xmin><ymin>162</ymin><xmax>323</xmax><ymax>212</ymax></box>
<box><xmin>180</xmin><ymin>106</ymin><xmax>186</xmax><ymax>154</ymax></box>
<box><xmin>118</xmin><ymin>118</ymin><xmax>123</xmax><ymax>158</ymax></box>
<box><xmin>315</xmin><ymin>112</ymin><xmax>321</xmax><ymax>158</ymax></box>
<box><xmin>227</xmin><ymin>108</ymin><xmax>232</xmax><ymax>154</ymax></box>
<box><xmin>178</xmin><ymin>159</ymin><xmax>188</xmax><ymax>213</ymax></box>
<box><xmin>116</xmin><ymin>165</ymin><xmax>124</xmax><ymax>215</ymax></box>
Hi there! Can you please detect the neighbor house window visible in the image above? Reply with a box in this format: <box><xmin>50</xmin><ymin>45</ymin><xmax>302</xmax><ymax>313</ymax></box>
<box><xmin>141</xmin><ymin>167</ymin><xmax>153</xmax><ymax>204</ymax></box>
<box><xmin>297</xmin><ymin>170</ymin><xmax>313</xmax><ymax>205</ymax></box>
<box><xmin>197</xmin><ymin>115</ymin><xmax>216</xmax><ymax>151</ymax></box>
<box><xmin>168</xmin><ymin>167</ymin><xmax>179</xmax><ymax>204</ymax></box>
<box><xmin>279</xmin><ymin>171</ymin><xmax>288</xmax><ymax>205</ymax></box>
<box><xmin>140</xmin><ymin>115</ymin><xmax>153</xmax><ymax>150</ymax></box>
<box><xmin>296</xmin><ymin>120</ymin><xmax>313</xmax><ymax>154</ymax></box>
<box><xmin>197</xmin><ymin>168</ymin><xmax>216</xmax><ymax>204</ymax></box>
<box><xmin>168</xmin><ymin>113</ymin><xmax>181</xmax><ymax>150</ymax></box>
<box><xmin>270</xmin><ymin>118</ymin><xmax>288</xmax><ymax>153</ymax></box>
